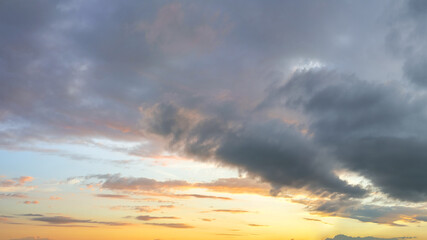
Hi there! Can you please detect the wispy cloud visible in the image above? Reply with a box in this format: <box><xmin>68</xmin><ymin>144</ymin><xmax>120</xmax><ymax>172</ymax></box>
<box><xmin>136</xmin><ymin>215</ymin><xmax>179</xmax><ymax>221</ymax></box>
<box><xmin>10</xmin><ymin>237</ymin><xmax>52</xmax><ymax>240</ymax></box>
<box><xmin>79</xmin><ymin>174</ymin><xmax>268</xmax><ymax>199</ymax></box>
<box><xmin>95</xmin><ymin>194</ymin><xmax>130</xmax><ymax>199</ymax></box>
<box><xmin>18</xmin><ymin>214</ymin><xmax>43</xmax><ymax>217</ymax></box>
<box><xmin>303</xmin><ymin>217</ymin><xmax>330</xmax><ymax>225</ymax></box>
<box><xmin>31</xmin><ymin>216</ymin><xmax>130</xmax><ymax>226</ymax></box>
<box><xmin>210</xmin><ymin>209</ymin><xmax>249</xmax><ymax>214</ymax></box>
<box><xmin>174</xmin><ymin>194</ymin><xmax>232</xmax><ymax>200</ymax></box>
<box><xmin>247</xmin><ymin>224</ymin><xmax>268</xmax><ymax>227</ymax></box>
<box><xmin>144</xmin><ymin>223</ymin><xmax>194</xmax><ymax>229</ymax></box>
<box><xmin>0</xmin><ymin>193</ymin><xmax>28</xmax><ymax>199</ymax></box>
<box><xmin>110</xmin><ymin>205</ymin><xmax>175</xmax><ymax>213</ymax></box>
<box><xmin>326</xmin><ymin>235</ymin><xmax>415</xmax><ymax>240</ymax></box>
<box><xmin>201</xmin><ymin>218</ymin><xmax>215</xmax><ymax>222</ymax></box>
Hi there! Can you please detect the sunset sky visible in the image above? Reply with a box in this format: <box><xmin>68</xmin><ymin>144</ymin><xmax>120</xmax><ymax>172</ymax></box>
<box><xmin>2</xmin><ymin>1</ymin><xmax>427</xmax><ymax>240</ymax></box>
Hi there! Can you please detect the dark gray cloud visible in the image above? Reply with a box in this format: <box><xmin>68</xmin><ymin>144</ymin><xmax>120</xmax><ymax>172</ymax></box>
<box><xmin>385</xmin><ymin>1</ymin><xmax>427</xmax><ymax>87</ymax></box>
<box><xmin>142</xmin><ymin>103</ymin><xmax>367</xmax><ymax>198</ymax></box>
<box><xmin>268</xmin><ymin>69</ymin><xmax>427</xmax><ymax>202</ymax></box>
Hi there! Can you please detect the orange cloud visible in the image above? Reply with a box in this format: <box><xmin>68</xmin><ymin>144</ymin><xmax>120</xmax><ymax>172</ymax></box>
<box><xmin>0</xmin><ymin>176</ymin><xmax>35</xmax><ymax>192</ymax></box>
<box><xmin>18</xmin><ymin>176</ymin><xmax>34</xmax><ymax>184</ymax></box>
<box><xmin>196</xmin><ymin>177</ymin><xmax>271</xmax><ymax>196</ymax></box>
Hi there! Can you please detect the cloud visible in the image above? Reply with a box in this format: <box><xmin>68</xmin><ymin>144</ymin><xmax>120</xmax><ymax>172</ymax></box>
<box><xmin>294</xmin><ymin>196</ymin><xmax>427</xmax><ymax>226</ymax></box>
<box><xmin>31</xmin><ymin>216</ymin><xmax>129</xmax><ymax>226</ymax></box>
<box><xmin>95</xmin><ymin>194</ymin><xmax>130</xmax><ymax>199</ymax></box>
<box><xmin>144</xmin><ymin>223</ymin><xmax>194</xmax><ymax>229</ymax></box>
<box><xmin>81</xmin><ymin>171</ymin><xmax>427</xmax><ymax>226</ymax></box>
<box><xmin>325</xmin><ymin>235</ymin><xmax>414</xmax><ymax>240</ymax></box>
<box><xmin>174</xmin><ymin>194</ymin><xmax>232</xmax><ymax>200</ymax></box>
<box><xmin>0</xmin><ymin>193</ymin><xmax>27</xmax><ymax>199</ymax></box>
<box><xmin>142</xmin><ymin>102</ymin><xmax>367</xmax><ymax>199</ymax></box>
<box><xmin>32</xmin><ymin>216</ymin><xmax>94</xmax><ymax>224</ymax></box>
<box><xmin>211</xmin><ymin>209</ymin><xmax>249</xmax><ymax>214</ymax></box>
<box><xmin>136</xmin><ymin>2</ymin><xmax>230</xmax><ymax>55</ymax></box>
<box><xmin>18</xmin><ymin>214</ymin><xmax>43</xmax><ymax>217</ymax></box>
<box><xmin>23</xmin><ymin>201</ymin><xmax>39</xmax><ymax>204</ymax></box>
<box><xmin>0</xmin><ymin>215</ymin><xmax>25</xmax><ymax>226</ymax></box>
<box><xmin>201</xmin><ymin>218</ymin><xmax>215</xmax><ymax>222</ymax></box>
<box><xmin>136</xmin><ymin>215</ymin><xmax>179</xmax><ymax>221</ymax></box>
<box><xmin>110</xmin><ymin>205</ymin><xmax>175</xmax><ymax>213</ymax></box>
<box><xmin>92</xmin><ymin>174</ymin><xmax>190</xmax><ymax>192</ymax></box>
<box><xmin>10</xmin><ymin>237</ymin><xmax>51</xmax><ymax>240</ymax></box>
<box><xmin>248</xmin><ymin>224</ymin><xmax>267</xmax><ymax>227</ymax></box>
<box><xmin>83</xmin><ymin>174</ymin><xmax>239</xmax><ymax>200</ymax></box>
<box><xmin>385</xmin><ymin>1</ymin><xmax>427</xmax><ymax>88</ymax></box>
<box><xmin>3</xmin><ymin>0</ymin><xmax>427</xmax><ymax>227</ymax></box>
<box><xmin>18</xmin><ymin>177</ymin><xmax>34</xmax><ymax>184</ymax></box>
<box><xmin>195</xmin><ymin>177</ymin><xmax>271</xmax><ymax>195</ymax></box>
<box><xmin>272</xmin><ymin>69</ymin><xmax>427</xmax><ymax>202</ymax></box>
<box><xmin>303</xmin><ymin>218</ymin><xmax>330</xmax><ymax>225</ymax></box>
<box><xmin>83</xmin><ymin>173</ymin><xmax>425</xmax><ymax>225</ymax></box>
<box><xmin>0</xmin><ymin>176</ymin><xmax>35</xmax><ymax>192</ymax></box>
<box><xmin>0</xmin><ymin>0</ymin><xmax>382</xmax><ymax>197</ymax></box>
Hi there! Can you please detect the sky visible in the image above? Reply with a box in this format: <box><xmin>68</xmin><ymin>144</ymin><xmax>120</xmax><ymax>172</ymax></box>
<box><xmin>1</xmin><ymin>0</ymin><xmax>427</xmax><ymax>240</ymax></box>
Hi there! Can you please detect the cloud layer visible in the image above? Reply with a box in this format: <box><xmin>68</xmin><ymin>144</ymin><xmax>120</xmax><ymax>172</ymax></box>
<box><xmin>2</xmin><ymin>0</ymin><xmax>427</xmax><ymax>227</ymax></box>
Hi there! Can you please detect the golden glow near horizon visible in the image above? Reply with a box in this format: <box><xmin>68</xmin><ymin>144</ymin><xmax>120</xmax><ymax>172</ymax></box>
<box><xmin>1</xmin><ymin>148</ymin><xmax>427</xmax><ymax>240</ymax></box>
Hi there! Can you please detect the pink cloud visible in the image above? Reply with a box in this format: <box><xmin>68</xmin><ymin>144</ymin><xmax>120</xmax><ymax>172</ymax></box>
<box><xmin>0</xmin><ymin>176</ymin><xmax>35</xmax><ymax>193</ymax></box>
<box><xmin>18</xmin><ymin>176</ymin><xmax>34</xmax><ymax>184</ymax></box>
